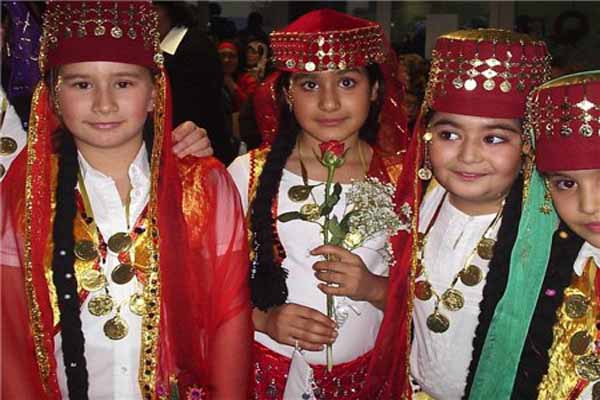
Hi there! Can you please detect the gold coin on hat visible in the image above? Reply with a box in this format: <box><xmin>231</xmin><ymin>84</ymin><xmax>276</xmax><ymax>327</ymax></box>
<box><xmin>107</xmin><ymin>232</ymin><xmax>132</xmax><ymax>253</ymax></box>
<box><xmin>415</xmin><ymin>280</ymin><xmax>433</xmax><ymax>301</ymax></box>
<box><xmin>0</xmin><ymin>137</ymin><xmax>18</xmax><ymax>156</ymax></box>
<box><xmin>477</xmin><ymin>238</ymin><xmax>496</xmax><ymax>260</ymax></box>
<box><xmin>441</xmin><ymin>288</ymin><xmax>464</xmax><ymax>311</ymax></box>
<box><xmin>111</xmin><ymin>263</ymin><xmax>135</xmax><ymax>285</ymax></box>
<box><xmin>103</xmin><ymin>315</ymin><xmax>129</xmax><ymax>340</ymax></box>
<box><xmin>565</xmin><ymin>294</ymin><xmax>589</xmax><ymax>319</ymax></box>
<box><xmin>452</xmin><ymin>77</ymin><xmax>464</xmax><ymax>89</ymax></box>
<box><xmin>88</xmin><ymin>294</ymin><xmax>114</xmax><ymax>316</ymax></box>
<box><xmin>74</xmin><ymin>240</ymin><xmax>99</xmax><ymax>261</ymax></box>
<box><xmin>79</xmin><ymin>269</ymin><xmax>107</xmax><ymax>292</ymax></box>
<box><xmin>0</xmin><ymin>164</ymin><xmax>5</xmax><ymax>178</ymax></box>
<box><xmin>459</xmin><ymin>265</ymin><xmax>483</xmax><ymax>287</ymax></box>
<box><xmin>483</xmin><ymin>79</ymin><xmax>496</xmax><ymax>91</ymax></box>
<box><xmin>576</xmin><ymin>354</ymin><xmax>600</xmax><ymax>381</ymax></box>
<box><xmin>464</xmin><ymin>79</ymin><xmax>477</xmax><ymax>91</ymax></box>
<box><xmin>570</xmin><ymin>330</ymin><xmax>592</xmax><ymax>355</ymax></box>
<box><xmin>129</xmin><ymin>293</ymin><xmax>146</xmax><ymax>316</ymax></box>
<box><xmin>500</xmin><ymin>81</ymin><xmax>512</xmax><ymax>93</ymax></box>
<box><xmin>426</xmin><ymin>311</ymin><xmax>450</xmax><ymax>333</ymax></box>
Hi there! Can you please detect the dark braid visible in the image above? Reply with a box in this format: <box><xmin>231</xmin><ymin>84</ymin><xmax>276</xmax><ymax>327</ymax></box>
<box><xmin>51</xmin><ymin>128</ymin><xmax>89</xmax><ymax>399</ymax></box>
<box><xmin>511</xmin><ymin>221</ymin><xmax>583</xmax><ymax>399</ymax></box>
<box><xmin>250</xmin><ymin>74</ymin><xmax>299</xmax><ymax>310</ymax></box>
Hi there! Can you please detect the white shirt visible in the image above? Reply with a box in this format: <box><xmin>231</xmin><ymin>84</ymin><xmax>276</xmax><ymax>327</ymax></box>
<box><xmin>573</xmin><ymin>242</ymin><xmax>600</xmax><ymax>400</ymax></box>
<box><xmin>228</xmin><ymin>153</ymin><xmax>387</xmax><ymax>365</ymax></box>
<box><xmin>0</xmin><ymin>87</ymin><xmax>27</xmax><ymax>182</ymax></box>
<box><xmin>410</xmin><ymin>185</ymin><xmax>501</xmax><ymax>400</ymax></box>
<box><xmin>55</xmin><ymin>144</ymin><xmax>150</xmax><ymax>399</ymax></box>
<box><xmin>160</xmin><ymin>26</ymin><xmax>188</xmax><ymax>55</ymax></box>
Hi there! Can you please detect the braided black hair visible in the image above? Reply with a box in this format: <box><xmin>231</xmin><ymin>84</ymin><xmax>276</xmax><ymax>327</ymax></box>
<box><xmin>249</xmin><ymin>64</ymin><xmax>384</xmax><ymax>310</ymax></box>
<box><xmin>51</xmin><ymin>128</ymin><xmax>90</xmax><ymax>399</ymax></box>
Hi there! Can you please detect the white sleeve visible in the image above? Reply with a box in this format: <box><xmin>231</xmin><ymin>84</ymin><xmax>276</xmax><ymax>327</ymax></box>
<box><xmin>227</xmin><ymin>153</ymin><xmax>251</xmax><ymax>213</ymax></box>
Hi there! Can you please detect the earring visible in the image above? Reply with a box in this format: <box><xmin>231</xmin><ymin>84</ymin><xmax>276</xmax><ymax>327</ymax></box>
<box><xmin>539</xmin><ymin>178</ymin><xmax>553</xmax><ymax>214</ymax></box>
<box><xmin>53</xmin><ymin>75</ymin><xmax>63</xmax><ymax>115</ymax></box>
<box><xmin>418</xmin><ymin>131</ymin><xmax>433</xmax><ymax>181</ymax></box>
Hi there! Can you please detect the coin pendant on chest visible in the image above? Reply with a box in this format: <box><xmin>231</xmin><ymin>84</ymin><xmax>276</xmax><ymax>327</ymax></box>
<box><xmin>111</xmin><ymin>263</ymin><xmax>135</xmax><ymax>285</ymax></box>
<box><xmin>74</xmin><ymin>240</ymin><xmax>99</xmax><ymax>261</ymax></box>
<box><xmin>103</xmin><ymin>315</ymin><xmax>129</xmax><ymax>340</ymax></box>
<box><xmin>88</xmin><ymin>294</ymin><xmax>114</xmax><ymax>316</ymax></box>
<box><xmin>477</xmin><ymin>238</ymin><xmax>496</xmax><ymax>260</ymax></box>
<box><xmin>79</xmin><ymin>269</ymin><xmax>107</xmax><ymax>292</ymax></box>
<box><xmin>441</xmin><ymin>288</ymin><xmax>464</xmax><ymax>311</ymax></box>
<box><xmin>570</xmin><ymin>330</ymin><xmax>593</xmax><ymax>355</ymax></box>
<box><xmin>576</xmin><ymin>354</ymin><xmax>600</xmax><ymax>381</ymax></box>
<box><xmin>565</xmin><ymin>294</ymin><xmax>589</xmax><ymax>319</ymax></box>
<box><xmin>426</xmin><ymin>311</ymin><xmax>450</xmax><ymax>333</ymax></box>
<box><xmin>459</xmin><ymin>265</ymin><xmax>483</xmax><ymax>287</ymax></box>
<box><xmin>415</xmin><ymin>280</ymin><xmax>433</xmax><ymax>301</ymax></box>
<box><xmin>129</xmin><ymin>293</ymin><xmax>146</xmax><ymax>316</ymax></box>
<box><xmin>288</xmin><ymin>185</ymin><xmax>312</xmax><ymax>202</ymax></box>
<box><xmin>107</xmin><ymin>232</ymin><xmax>132</xmax><ymax>253</ymax></box>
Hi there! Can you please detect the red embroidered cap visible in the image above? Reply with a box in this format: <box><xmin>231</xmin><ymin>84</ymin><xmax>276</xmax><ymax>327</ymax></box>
<box><xmin>41</xmin><ymin>1</ymin><xmax>163</xmax><ymax>73</ymax></box>
<box><xmin>426</xmin><ymin>29</ymin><xmax>551</xmax><ymax>119</ymax></box>
<box><xmin>270</xmin><ymin>9</ymin><xmax>386</xmax><ymax>73</ymax></box>
<box><xmin>528</xmin><ymin>71</ymin><xmax>600</xmax><ymax>172</ymax></box>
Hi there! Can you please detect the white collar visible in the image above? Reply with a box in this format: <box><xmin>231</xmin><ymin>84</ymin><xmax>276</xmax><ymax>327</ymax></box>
<box><xmin>160</xmin><ymin>26</ymin><xmax>188</xmax><ymax>55</ymax></box>
<box><xmin>574</xmin><ymin>241</ymin><xmax>600</xmax><ymax>276</ymax></box>
<box><xmin>78</xmin><ymin>143</ymin><xmax>150</xmax><ymax>182</ymax></box>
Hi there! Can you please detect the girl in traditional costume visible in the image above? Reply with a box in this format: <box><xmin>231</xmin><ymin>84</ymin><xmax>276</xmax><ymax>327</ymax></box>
<box><xmin>227</xmin><ymin>9</ymin><xmax>414</xmax><ymax>399</ymax></box>
<box><xmin>397</xmin><ymin>29</ymin><xmax>552</xmax><ymax>399</ymax></box>
<box><xmin>0</xmin><ymin>2</ymin><xmax>251</xmax><ymax>399</ymax></box>
<box><xmin>470</xmin><ymin>71</ymin><xmax>600</xmax><ymax>399</ymax></box>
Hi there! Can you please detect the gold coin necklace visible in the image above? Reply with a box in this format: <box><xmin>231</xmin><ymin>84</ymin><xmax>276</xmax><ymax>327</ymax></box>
<box><xmin>76</xmin><ymin>175</ymin><xmax>148</xmax><ymax>340</ymax></box>
<box><xmin>415</xmin><ymin>192</ymin><xmax>504</xmax><ymax>333</ymax></box>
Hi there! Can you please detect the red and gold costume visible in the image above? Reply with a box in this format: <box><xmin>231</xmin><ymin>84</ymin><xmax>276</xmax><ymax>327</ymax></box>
<box><xmin>244</xmin><ymin>9</ymin><xmax>418</xmax><ymax>399</ymax></box>
<box><xmin>0</xmin><ymin>2</ymin><xmax>251</xmax><ymax>399</ymax></box>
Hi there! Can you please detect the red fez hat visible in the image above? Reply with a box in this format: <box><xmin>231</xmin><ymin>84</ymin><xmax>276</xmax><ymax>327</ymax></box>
<box><xmin>426</xmin><ymin>29</ymin><xmax>551</xmax><ymax>119</ymax></box>
<box><xmin>529</xmin><ymin>71</ymin><xmax>600</xmax><ymax>172</ymax></box>
<box><xmin>41</xmin><ymin>1</ymin><xmax>163</xmax><ymax>73</ymax></box>
<box><xmin>270</xmin><ymin>9</ymin><xmax>386</xmax><ymax>73</ymax></box>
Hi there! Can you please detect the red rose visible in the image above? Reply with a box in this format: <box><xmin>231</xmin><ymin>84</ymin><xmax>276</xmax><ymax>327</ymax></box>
<box><xmin>319</xmin><ymin>140</ymin><xmax>345</xmax><ymax>157</ymax></box>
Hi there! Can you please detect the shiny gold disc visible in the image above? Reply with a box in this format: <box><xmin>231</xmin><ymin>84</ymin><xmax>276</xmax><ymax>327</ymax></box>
<box><xmin>569</xmin><ymin>330</ymin><xmax>592</xmax><ymax>355</ymax></box>
<box><xmin>464</xmin><ymin>78</ymin><xmax>477</xmax><ymax>91</ymax></box>
<box><xmin>0</xmin><ymin>137</ymin><xmax>18</xmax><ymax>155</ymax></box>
<box><xmin>477</xmin><ymin>238</ymin><xmax>496</xmax><ymax>260</ymax></box>
<box><xmin>287</xmin><ymin>185</ymin><xmax>312</xmax><ymax>202</ymax></box>
<box><xmin>103</xmin><ymin>315</ymin><xmax>129</xmax><ymax>340</ymax></box>
<box><xmin>74</xmin><ymin>240</ymin><xmax>99</xmax><ymax>261</ymax></box>
<box><xmin>111</xmin><ymin>263</ymin><xmax>135</xmax><ymax>285</ymax></box>
<box><xmin>107</xmin><ymin>232</ymin><xmax>132</xmax><ymax>253</ymax></box>
<box><xmin>576</xmin><ymin>354</ymin><xmax>600</xmax><ymax>381</ymax></box>
<box><xmin>129</xmin><ymin>293</ymin><xmax>146</xmax><ymax>316</ymax></box>
<box><xmin>441</xmin><ymin>288</ymin><xmax>464</xmax><ymax>311</ymax></box>
<box><xmin>88</xmin><ymin>294</ymin><xmax>114</xmax><ymax>316</ymax></box>
<box><xmin>79</xmin><ymin>269</ymin><xmax>107</xmax><ymax>292</ymax></box>
<box><xmin>415</xmin><ymin>280</ymin><xmax>433</xmax><ymax>301</ymax></box>
<box><xmin>459</xmin><ymin>265</ymin><xmax>483</xmax><ymax>287</ymax></box>
<box><xmin>565</xmin><ymin>293</ymin><xmax>589</xmax><ymax>319</ymax></box>
<box><xmin>426</xmin><ymin>311</ymin><xmax>450</xmax><ymax>333</ymax></box>
<box><xmin>500</xmin><ymin>81</ymin><xmax>512</xmax><ymax>93</ymax></box>
<box><xmin>483</xmin><ymin>79</ymin><xmax>496</xmax><ymax>91</ymax></box>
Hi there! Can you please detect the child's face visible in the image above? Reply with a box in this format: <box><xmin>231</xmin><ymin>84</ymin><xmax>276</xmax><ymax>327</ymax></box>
<box><xmin>429</xmin><ymin>112</ymin><xmax>523</xmax><ymax>214</ymax></box>
<box><xmin>547</xmin><ymin>169</ymin><xmax>600</xmax><ymax>247</ymax></box>
<box><xmin>56</xmin><ymin>61</ymin><xmax>155</xmax><ymax>152</ymax></box>
<box><xmin>288</xmin><ymin>68</ymin><xmax>377</xmax><ymax>144</ymax></box>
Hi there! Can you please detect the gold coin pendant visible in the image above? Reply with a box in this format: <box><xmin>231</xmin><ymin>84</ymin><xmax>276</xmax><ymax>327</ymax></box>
<box><xmin>107</xmin><ymin>232</ymin><xmax>132</xmax><ymax>253</ymax></box>
<box><xmin>129</xmin><ymin>293</ymin><xmax>146</xmax><ymax>316</ymax></box>
<box><xmin>288</xmin><ymin>185</ymin><xmax>312</xmax><ymax>202</ymax></box>
<box><xmin>74</xmin><ymin>240</ymin><xmax>99</xmax><ymax>261</ymax></box>
<box><xmin>0</xmin><ymin>137</ymin><xmax>18</xmax><ymax>155</ymax></box>
<box><xmin>441</xmin><ymin>288</ymin><xmax>464</xmax><ymax>311</ymax></box>
<box><xmin>477</xmin><ymin>238</ymin><xmax>496</xmax><ymax>260</ymax></box>
<box><xmin>569</xmin><ymin>330</ymin><xmax>592</xmax><ymax>355</ymax></box>
<box><xmin>460</xmin><ymin>265</ymin><xmax>483</xmax><ymax>287</ymax></box>
<box><xmin>426</xmin><ymin>312</ymin><xmax>450</xmax><ymax>333</ymax></box>
<box><xmin>576</xmin><ymin>354</ymin><xmax>600</xmax><ymax>381</ymax></box>
<box><xmin>415</xmin><ymin>280</ymin><xmax>433</xmax><ymax>301</ymax></box>
<box><xmin>103</xmin><ymin>315</ymin><xmax>129</xmax><ymax>340</ymax></box>
<box><xmin>88</xmin><ymin>294</ymin><xmax>114</xmax><ymax>317</ymax></box>
<box><xmin>80</xmin><ymin>269</ymin><xmax>107</xmax><ymax>292</ymax></box>
<box><xmin>565</xmin><ymin>294</ymin><xmax>589</xmax><ymax>319</ymax></box>
<box><xmin>592</xmin><ymin>381</ymin><xmax>600</xmax><ymax>400</ymax></box>
<box><xmin>111</xmin><ymin>263</ymin><xmax>135</xmax><ymax>285</ymax></box>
